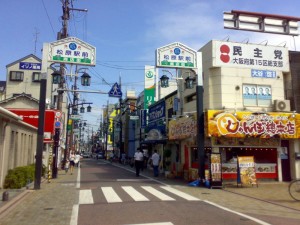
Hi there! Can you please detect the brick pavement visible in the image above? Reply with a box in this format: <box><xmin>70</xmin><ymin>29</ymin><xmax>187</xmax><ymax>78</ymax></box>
<box><xmin>0</xmin><ymin>161</ymin><xmax>299</xmax><ymax>225</ymax></box>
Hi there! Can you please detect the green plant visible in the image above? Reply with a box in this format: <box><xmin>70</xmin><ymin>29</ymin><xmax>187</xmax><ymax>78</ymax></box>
<box><xmin>4</xmin><ymin>164</ymin><xmax>40</xmax><ymax>189</ymax></box>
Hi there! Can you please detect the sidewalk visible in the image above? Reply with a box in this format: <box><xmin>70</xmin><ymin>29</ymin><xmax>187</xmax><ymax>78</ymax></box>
<box><xmin>0</xmin><ymin>161</ymin><xmax>299</xmax><ymax>225</ymax></box>
<box><xmin>0</xmin><ymin>169</ymin><xmax>79</xmax><ymax>225</ymax></box>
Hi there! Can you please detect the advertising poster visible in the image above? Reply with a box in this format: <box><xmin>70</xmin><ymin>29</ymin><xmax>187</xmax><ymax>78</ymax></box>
<box><xmin>207</xmin><ymin>110</ymin><xmax>300</xmax><ymax>139</ymax></box>
<box><xmin>209</xmin><ymin>153</ymin><xmax>222</xmax><ymax>188</ymax></box>
<box><xmin>237</xmin><ymin>156</ymin><xmax>258</xmax><ymax>186</ymax></box>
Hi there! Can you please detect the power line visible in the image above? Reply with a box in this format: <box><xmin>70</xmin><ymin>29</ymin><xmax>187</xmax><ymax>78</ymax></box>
<box><xmin>40</xmin><ymin>0</ymin><xmax>56</xmax><ymax>38</ymax></box>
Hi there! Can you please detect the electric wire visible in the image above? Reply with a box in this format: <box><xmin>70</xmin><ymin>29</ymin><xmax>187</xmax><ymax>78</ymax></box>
<box><xmin>41</xmin><ymin>0</ymin><xmax>56</xmax><ymax>38</ymax></box>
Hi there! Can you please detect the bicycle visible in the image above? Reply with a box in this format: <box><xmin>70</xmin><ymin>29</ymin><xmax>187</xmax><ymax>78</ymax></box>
<box><xmin>288</xmin><ymin>179</ymin><xmax>300</xmax><ymax>201</ymax></box>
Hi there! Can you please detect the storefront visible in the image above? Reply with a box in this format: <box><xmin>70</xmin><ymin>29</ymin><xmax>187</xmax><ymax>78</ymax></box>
<box><xmin>207</xmin><ymin>110</ymin><xmax>300</xmax><ymax>181</ymax></box>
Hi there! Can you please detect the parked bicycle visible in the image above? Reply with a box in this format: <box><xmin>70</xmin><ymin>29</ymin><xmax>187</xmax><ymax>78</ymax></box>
<box><xmin>288</xmin><ymin>179</ymin><xmax>300</xmax><ymax>201</ymax></box>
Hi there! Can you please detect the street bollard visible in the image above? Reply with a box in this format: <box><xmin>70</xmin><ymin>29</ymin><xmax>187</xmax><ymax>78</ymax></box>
<box><xmin>2</xmin><ymin>191</ymin><xmax>9</xmax><ymax>201</ymax></box>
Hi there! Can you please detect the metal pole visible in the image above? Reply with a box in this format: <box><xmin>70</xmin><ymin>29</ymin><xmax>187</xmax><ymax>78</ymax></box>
<box><xmin>63</xmin><ymin>104</ymin><xmax>71</xmax><ymax>168</ymax></box>
<box><xmin>34</xmin><ymin>73</ymin><xmax>47</xmax><ymax>190</ymax></box>
<box><xmin>195</xmin><ymin>52</ymin><xmax>205</xmax><ymax>183</ymax></box>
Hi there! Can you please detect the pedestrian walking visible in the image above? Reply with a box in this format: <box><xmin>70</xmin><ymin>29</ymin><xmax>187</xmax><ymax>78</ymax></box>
<box><xmin>134</xmin><ymin>148</ymin><xmax>144</xmax><ymax>176</ymax></box>
<box><xmin>69</xmin><ymin>151</ymin><xmax>75</xmax><ymax>175</ymax></box>
<box><xmin>75</xmin><ymin>152</ymin><xmax>81</xmax><ymax>167</ymax></box>
<box><xmin>65</xmin><ymin>160</ymin><xmax>70</xmax><ymax>174</ymax></box>
<box><xmin>151</xmin><ymin>150</ymin><xmax>160</xmax><ymax>177</ymax></box>
<box><xmin>121</xmin><ymin>152</ymin><xmax>126</xmax><ymax>165</ymax></box>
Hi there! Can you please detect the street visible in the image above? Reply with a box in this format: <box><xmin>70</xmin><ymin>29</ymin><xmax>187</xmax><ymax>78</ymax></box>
<box><xmin>74</xmin><ymin>158</ymin><xmax>299</xmax><ymax>225</ymax></box>
<box><xmin>1</xmin><ymin>158</ymin><xmax>300</xmax><ymax>225</ymax></box>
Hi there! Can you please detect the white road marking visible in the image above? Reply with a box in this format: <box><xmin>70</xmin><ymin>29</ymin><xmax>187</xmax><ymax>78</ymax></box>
<box><xmin>125</xmin><ymin>223</ymin><xmax>174</xmax><ymax>225</ymax></box>
<box><xmin>204</xmin><ymin>200</ymin><xmax>271</xmax><ymax>225</ymax></box>
<box><xmin>142</xmin><ymin>186</ymin><xmax>175</xmax><ymax>201</ymax></box>
<box><xmin>79</xmin><ymin>190</ymin><xmax>94</xmax><ymax>204</ymax></box>
<box><xmin>76</xmin><ymin>166</ymin><xmax>80</xmax><ymax>189</ymax></box>
<box><xmin>160</xmin><ymin>186</ymin><xmax>200</xmax><ymax>201</ymax></box>
<box><xmin>102</xmin><ymin>187</ymin><xmax>122</xmax><ymax>203</ymax></box>
<box><xmin>122</xmin><ymin>186</ymin><xmax>149</xmax><ymax>201</ymax></box>
<box><xmin>117</xmin><ymin>179</ymin><xmax>149</xmax><ymax>182</ymax></box>
<box><xmin>70</xmin><ymin>204</ymin><xmax>78</xmax><ymax>225</ymax></box>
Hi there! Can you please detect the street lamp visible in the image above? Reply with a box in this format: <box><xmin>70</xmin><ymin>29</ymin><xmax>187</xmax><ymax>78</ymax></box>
<box><xmin>185</xmin><ymin>75</ymin><xmax>196</xmax><ymax>89</ymax></box>
<box><xmin>160</xmin><ymin>75</ymin><xmax>170</xmax><ymax>88</ymax></box>
<box><xmin>81</xmin><ymin>72</ymin><xmax>91</xmax><ymax>86</ymax></box>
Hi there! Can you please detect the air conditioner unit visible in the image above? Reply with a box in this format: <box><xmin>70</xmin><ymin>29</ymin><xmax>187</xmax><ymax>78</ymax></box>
<box><xmin>274</xmin><ymin>100</ymin><xmax>291</xmax><ymax>112</ymax></box>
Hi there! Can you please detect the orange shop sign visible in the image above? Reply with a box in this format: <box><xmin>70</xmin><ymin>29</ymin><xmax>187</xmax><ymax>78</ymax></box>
<box><xmin>207</xmin><ymin>110</ymin><xmax>299</xmax><ymax>138</ymax></box>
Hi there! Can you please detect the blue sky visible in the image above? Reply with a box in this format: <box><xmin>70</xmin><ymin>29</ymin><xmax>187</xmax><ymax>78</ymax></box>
<box><xmin>1</xmin><ymin>0</ymin><xmax>300</xmax><ymax>127</ymax></box>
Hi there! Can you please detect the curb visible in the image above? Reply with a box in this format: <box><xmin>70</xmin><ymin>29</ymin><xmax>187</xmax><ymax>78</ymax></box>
<box><xmin>0</xmin><ymin>189</ymin><xmax>33</xmax><ymax>219</ymax></box>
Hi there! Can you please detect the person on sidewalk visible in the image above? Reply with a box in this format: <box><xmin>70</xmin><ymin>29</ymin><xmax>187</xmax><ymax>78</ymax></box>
<box><xmin>69</xmin><ymin>151</ymin><xmax>75</xmax><ymax>175</ymax></box>
<box><xmin>75</xmin><ymin>152</ymin><xmax>81</xmax><ymax>167</ymax></box>
<box><xmin>151</xmin><ymin>150</ymin><xmax>160</xmax><ymax>177</ymax></box>
<box><xmin>134</xmin><ymin>148</ymin><xmax>144</xmax><ymax>177</ymax></box>
<box><xmin>65</xmin><ymin>159</ymin><xmax>70</xmax><ymax>174</ymax></box>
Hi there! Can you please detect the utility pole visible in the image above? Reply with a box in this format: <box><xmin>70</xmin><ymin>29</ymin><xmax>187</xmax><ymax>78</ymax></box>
<box><xmin>54</xmin><ymin>1</ymin><xmax>88</xmax><ymax>177</ymax></box>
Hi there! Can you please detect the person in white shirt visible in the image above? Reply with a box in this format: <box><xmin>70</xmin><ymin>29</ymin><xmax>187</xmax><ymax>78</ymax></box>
<box><xmin>151</xmin><ymin>150</ymin><xmax>160</xmax><ymax>177</ymax></box>
<box><xmin>134</xmin><ymin>148</ymin><xmax>144</xmax><ymax>176</ymax></box>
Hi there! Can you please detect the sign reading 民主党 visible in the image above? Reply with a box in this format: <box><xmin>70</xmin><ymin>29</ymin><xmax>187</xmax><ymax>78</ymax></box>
<box><xmin>48</xmin><ymin>37</ymin><xmax>96</xmax><ymax>66</ymax></box>
<box><xmin>213</xmin><ymin>40</ymin><xmax>289</xmax><ymax>72</ymax></box>
<box><xmin>156</xmin><ymin>42</ymin><xmax>197</xmax><ymax>69</ymax></box>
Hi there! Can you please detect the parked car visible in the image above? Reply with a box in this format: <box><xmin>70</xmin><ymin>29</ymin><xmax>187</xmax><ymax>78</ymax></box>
<box><xmin>96</xmin><ymin>153</ymin><xmax>104</xmax><ymax>159</ymax></box>
<box><xmin>82</xmin><ymin>152</ymin><xmax>90</xmax><ymax>158</ymax></box>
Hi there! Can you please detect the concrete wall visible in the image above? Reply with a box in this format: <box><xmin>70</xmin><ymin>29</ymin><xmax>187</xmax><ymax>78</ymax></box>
<box><xmin>0</xmin><ymin>107</ymin><xmax>37</xmax><ymax>188</ymax></box>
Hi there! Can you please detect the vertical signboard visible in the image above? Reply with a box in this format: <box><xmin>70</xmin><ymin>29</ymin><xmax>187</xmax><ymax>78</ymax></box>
<box><xmin>237</xmin><ymin>156</ymin><xmax>258</xmax><ymax>186</ymax></box>
<box><xmin>144</xmin><ymin>65</ymin><xmax>156</xmax><ymax>109</ymax></box>
<box><xmin>209</xmin><ymin>153</ymin><xmax>222</xmax><ymax>188</ymax></box>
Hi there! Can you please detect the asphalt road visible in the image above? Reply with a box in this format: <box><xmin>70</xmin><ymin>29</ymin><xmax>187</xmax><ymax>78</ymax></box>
<box><xmin>76</xmin><ymin>158</ymin><xmax>271</xmax><ymax>225</ymax></box>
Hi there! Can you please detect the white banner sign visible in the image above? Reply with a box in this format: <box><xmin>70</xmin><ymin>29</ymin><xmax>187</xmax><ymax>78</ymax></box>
<box><xmin>213</xmin><ymin>40</ymin><xmax>289</xmax><ymax>72</ymax></box>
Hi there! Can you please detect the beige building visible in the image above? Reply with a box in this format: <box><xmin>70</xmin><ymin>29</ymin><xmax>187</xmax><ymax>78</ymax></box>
<box><xmin>5</xmin><ymin>54</ymin><xmax>57</xmax><ymax>108</ymax></box>
<box><xmin>164</xmin><ymin>40</ymin><xmax>300</xmax><ymax>183</ymax></box>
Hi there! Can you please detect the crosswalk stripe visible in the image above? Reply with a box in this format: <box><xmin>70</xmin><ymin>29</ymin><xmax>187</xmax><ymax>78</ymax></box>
<box><xmin>102</xmin><ymin>187</ymin><xmax>122</xmax><ymax>203</ymax></box>
<box><xmin>141</xmin><ymin>186</ymin><xmax>175</xmax><ymax>201</ymax></box>
<box><xmin>79</xmin><ymin>190</ymin><xmax>94</xmax><ymax>204</ymax></box>
<box><xmin>122</xmin><ymin>186</ymin><xmax>149</xmax><ymax>201</ymax></box>
<box><xmin>160</xmin><ymin>186</ymin><xmax>200</xmax><ymax>201</ymax></box>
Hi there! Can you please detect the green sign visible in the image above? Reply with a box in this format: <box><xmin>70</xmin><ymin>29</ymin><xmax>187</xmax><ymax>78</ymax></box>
<box><xmin>161</xmin><ymin>61</ymin><xmax>194</xmax><ymax>67</ymax></box>
<box><xmin>52</xmin><ymin>56</ymin><xmax>92</xmax><ymax>64</ymax></box>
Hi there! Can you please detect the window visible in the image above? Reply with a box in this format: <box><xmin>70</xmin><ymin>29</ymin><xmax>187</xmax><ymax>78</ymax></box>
<box><xmin>32</xmin><ymin>72</ymin><xmax>41</xmax><ymax>82</ymax></box>
<box><xmin>243</xmin><ymin>84</ymin><xmax>272</xmax><ymax>106</ymax></box>
<box><xmin>9</xmin><ymin>71</ymin><xmax>24</xmax><ymax>81</ymax></box>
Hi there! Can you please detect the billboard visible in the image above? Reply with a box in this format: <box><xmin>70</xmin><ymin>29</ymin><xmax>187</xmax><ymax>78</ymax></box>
<box><xmin>48</xmin><ymin>37</ymin><xmax>96</xmax><ymax>66</ymax></box>
<box><xmin>144</xmin><ymin>65</ymin><xmax>156</xmax><ymax>109</ymax></box>
<box><xmin>207</xmin><ymin>110</ymin><xmax>299</xmax><ymax>139</ymax></box>
<box><xmin>213</xmin><ymin>40</ymin><xmax>290</xmax><ymax>72</ymax></box>
<box><xmin>8</xmin><ymin>109</ymin><xmax>63</xmax><ymax>142</ymax></box>
<box><xmin>156</xmin><ymin>42</ymin><xmax>197</xmax><ymax>69</ymax></box>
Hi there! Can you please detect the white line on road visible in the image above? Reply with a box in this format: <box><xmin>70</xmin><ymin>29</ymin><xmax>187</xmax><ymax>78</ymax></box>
<box><xmin>117</xmin><ymin>179</ymin><xmax>149</xmax><ymax>182</ymax></box>
<box><xmin>70</xmin><ymin>204</ymin><xmax>78</xmax><ymax>225</ymax></box>
<box><xmin>142</xmin><ymin>186</ymin><xmax>175</xmax><ymax>201</ymax></box>
<box><xmin>79</xmin><ymin>190</ymin><xmax>94</xmax><ymax>204</ymax></box>
<box><xmin>160</xmin><ymin>186</ymin><xmax>201</xmax><ymax>201</ymax></box>
<box><xmin>204</xmin><ymin>200</ymin><xmax>271</xmax><ymax>225</ymax></box>
<box><xmin>76</xmin><ymin>165</ymin><xmax>80</xmax><ymax>189</ymax></box>
<box><xmin>102</xmin><ymin>187</ymin><xmax>122</xmax><ymax>203</ymax></box>
<box><xmin>125</xmin><ymin>223</ymin><xmax>174</xmax><ymax>225</ymax></box>
<box><xmin>122</xmin><ymin>186</ymin><xmax>149</xmax><ymax>201</ymax></box>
